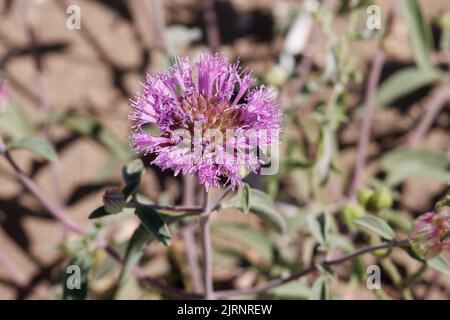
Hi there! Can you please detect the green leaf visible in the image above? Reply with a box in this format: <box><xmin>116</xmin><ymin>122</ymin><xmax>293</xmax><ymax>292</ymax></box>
<box><xmin>122</xmin><ymin>183</ymin><xmax>138</xmax><ymax>201</ymax></box>
<box><xmin>378</xmin><ymin>210</ymin><xmax>412</xmax><ymax>232</ymax></box>
<box><xmin>222</xmin><ymin>187</ymin><xmax>286</xmax><ymax>233</ymax></box>
<box><xmin>381</xmin><ymin>149</ymin><xmax>450</xmax><ymax>186</ymax></box>
<box><xmin>398</xmin><ymin>0</ymin><xmax>434</xmax><ymax>70</ymax></box>
<box><xmin>0</xmin><ymin>102</ymin><xmax>34</xmax><ymax>139</ymax></box>
<box><xmin>63</xmin><ymin>254</ymin><xmax>91</xmax><ymax>300</ymax></box>
<box><xmin>248</xmin><ymin>189</ymin><xmax>286</xmax><ymax>233</ymax></box>
<box><xmin>241</xmin><ymin>183</ymin><xmax>251</xmax><ymax>214</ymax></box>
<box><xmin>98</xmin><ymin>210</ymin><xmax>188</xmax><ymax>290</ymax></box>
<box><xmin>354</xmin><ymin>215</ymin><xmax>395</xmax><ymax>240</ymax></box>
<box><xmin>427</xmin><ymin>256</ymin><xmax>450</xmax><ymax>278</ymax></box>
<box><xmin>377</xmin><ymin>68</ymin><xmax>443</xmax><ymax>108</ymax></box>
<box><xmin>136</xmin><ymin>206</ymin><xmax>171</xmax><ymax>246</ymax></box>
<box><xmin>121</xmin><ymin>159</ymin><xmax>145</xmax><ymax>200</ymax></box>
<box><xmin>88</xmin><ymin>206</ymin><xmax>111</xmax><ymax>219</ymax></box>
<box><xmin>308</xmin><ymin>276</ymin><xmax>329</xmax><ymax>300</ymax></box>
<box><xmin>122</xmin><ymin>159</ymin><xmax>144</xmax><ymax>184</ymax></box>
<box><xmin>7</xmin><ymin>136</ymin><xmax>58</xmax><ymax>162</ymax></box>
<box><xmin>118</xmin><ymin>224</ymin><xmax>153</xmax><ymax>284</ymax></box>
<box><xmin>212</xmin><ymin>222</ymin><xmax>273</xmax><ymax>263</ymax></box>
<box><xmin>225</xmin><ymin>183</ymin><xmax>251</xmax><ymax>214</ymax></box>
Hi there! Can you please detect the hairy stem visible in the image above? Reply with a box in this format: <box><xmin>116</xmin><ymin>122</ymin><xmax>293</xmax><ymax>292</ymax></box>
<box><xmin>181</xmin><ymin>175</ymin><xmax>203</xmax><ymax>293</ymax></box>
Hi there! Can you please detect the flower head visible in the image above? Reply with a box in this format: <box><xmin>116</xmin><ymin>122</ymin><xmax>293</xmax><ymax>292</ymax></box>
<box><xmin>409</xmin><ymin>211</ymin><xmax>450</xmax><ymax>259</ymax></box>
<box><xmin>130</xmin><ymin>53</ymin><xmax>281</xmax><ymax>190</ymax></box>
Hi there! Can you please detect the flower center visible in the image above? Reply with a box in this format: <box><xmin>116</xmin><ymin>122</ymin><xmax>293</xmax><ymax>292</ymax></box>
<box><xmin>181</xmin><ymin>95</ymin><xmax>246</xmax><ymax>133</ymax></box>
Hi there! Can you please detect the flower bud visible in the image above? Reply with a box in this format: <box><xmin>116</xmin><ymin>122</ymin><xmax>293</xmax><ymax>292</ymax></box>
<box><xmin>342</xmin><ymin>203</ymin><xmax>366</xmax><ymax>228</ymax></box>
<box><xmin>372</xmin><ymin>247</ymin><xmax>390</xmax><ymax>257</ymax></box>
<box><xmin>409</xmin><ymin>211</ymin><xmax>450</xmax><ymax>260</ymax></box>
<box><xmin>103</xmin><ymin>188</ymin><xmax>125</xmax><ymax>214</ymax></box>
<box><xmin>367</xmin><ymin>187</ymin><xmax>393</xmax><ymax>211</ymax></box>
<box><xmin>357</xmin><ymin>187</ymin><xmax>374</xmax><ymax>207</ymax></box>
<box><xmin>370</xmin><ymin>236</ymin><xmax>390</xmax><ymax>257</ymax></box>
<box><xmin>264</xmin><ymin>64</ymin><xmax>289</xmax><ymax>87</ymax></box>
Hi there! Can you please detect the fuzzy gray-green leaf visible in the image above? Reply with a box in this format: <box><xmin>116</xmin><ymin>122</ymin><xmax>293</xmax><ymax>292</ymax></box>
<box><xmin>7</xmin><ymin>136</ymin><xmax>58</xmax><ymax>162</ymax></box>
<box><xmin>354</xmin><ymin>215</ymin><xmax>395</xmax><ymax>240</ymax></box>
<box><xmin>136</xmin><ymin>206</ymin><xmax>171</xmax><ymax>246</ymax></box>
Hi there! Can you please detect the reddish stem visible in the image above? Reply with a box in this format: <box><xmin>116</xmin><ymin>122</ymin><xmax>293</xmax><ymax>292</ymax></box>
<box><xmin>347</xmin><ymin>48</ymin><xmax>385</xmax><ymax>199</ymax></box>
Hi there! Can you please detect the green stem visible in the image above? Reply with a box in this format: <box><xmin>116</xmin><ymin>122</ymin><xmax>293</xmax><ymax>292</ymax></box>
<box><xmin>380</xmin><ymin>258</ymin><xmax>413</xmax><ymax>300</ymax></box>
<box><xmin>400</xmin><ymin>263</ymin><xmax>428</xmax><ymax>290</ymax></box>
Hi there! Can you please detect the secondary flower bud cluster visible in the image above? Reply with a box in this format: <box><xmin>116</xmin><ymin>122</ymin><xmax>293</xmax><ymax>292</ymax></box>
<box><xmin>409</xmin><ymin>211</ymin><xmax>450</xmax><ymax>260</ymax></box>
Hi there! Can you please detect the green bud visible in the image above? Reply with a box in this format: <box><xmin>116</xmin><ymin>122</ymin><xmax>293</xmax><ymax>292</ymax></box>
<box><xmin>103</xmin><ymin>188</ymin><xmax>125</xmax><ymax>214</ymax></box>
<box><xmin>372</xmin><ymin>247</ymin><xmax>390</xmax><ymax>257</ymax></box>
<box><xmin>343</xmin><ymin>203</ymin><xmax>366</xmax><ymax>228</ymax></box>
<box><xmin>368</xmin><ymin>187</ymin><xmax>393</xmax><ymax>211</ymax></box>
<box><xmin>357</xmin><ymin>187</ymin><xmax>374</xmax><ymax>207</ymax></box>
<box><xmin>369</xmin><ymin>235</ymin><xmax>391</xmax><ymax>257</ymax></box>
<box><xmin>437</xmin><ymin>13</ymin><xmax>450</xmax><ymax>28</ymax></box>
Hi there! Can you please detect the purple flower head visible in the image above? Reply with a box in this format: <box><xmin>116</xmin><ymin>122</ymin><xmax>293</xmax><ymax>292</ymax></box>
<box><xmin>409</xmin><ymin>211</ymin><xmax>450</xmax><ymax>260</ymax></box>
<box><xmin>130</xmin><ymin>53</ymin><xmax>281</xmax><ymax>190</ymax></box>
